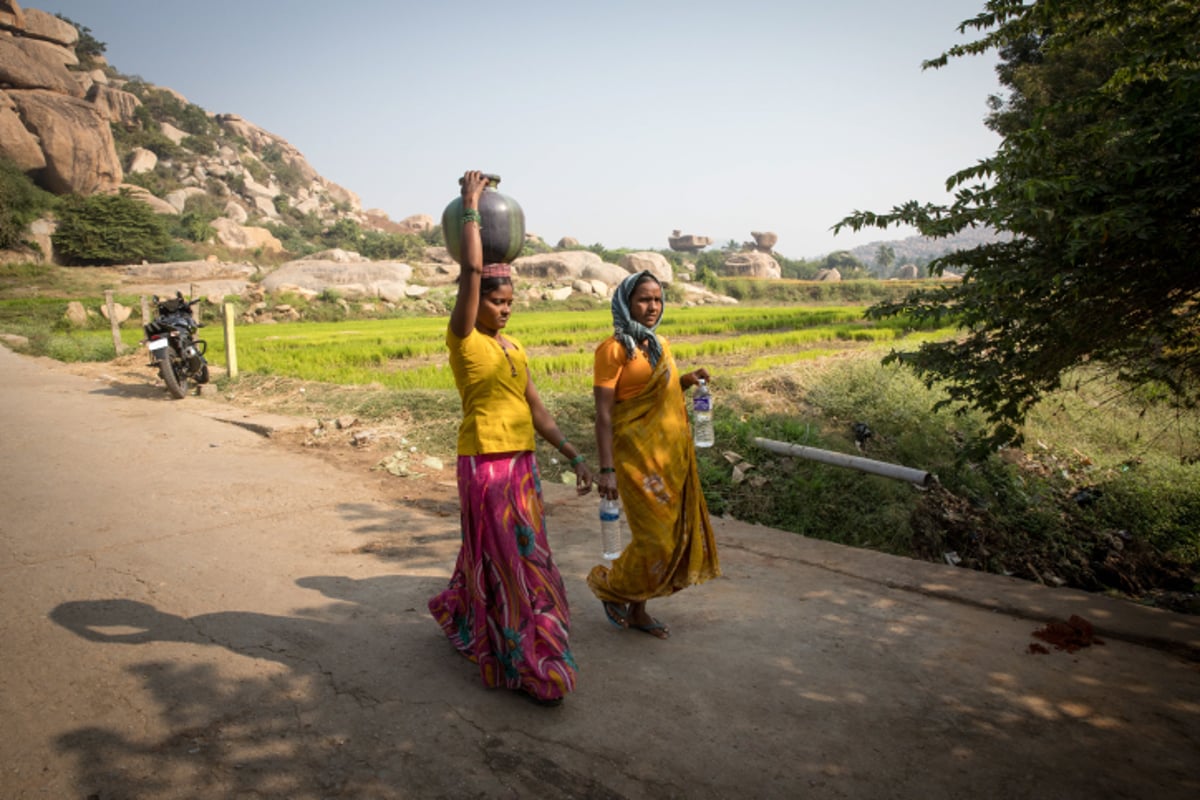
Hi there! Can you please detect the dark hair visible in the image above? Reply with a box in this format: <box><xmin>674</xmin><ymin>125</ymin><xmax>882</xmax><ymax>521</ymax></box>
<box><xmin>633</xmin><ymin>271</ymin><xmax>661</xmax><ymax>292</ymax></box>
<box><xmin>481</xmin><ymin>275</ymin><xmax>513</xmax><ymax>294</ymax></box>
<box><xmin>454</xmin><ymin>274</ymin><xmax>513</xmax><ymax>293</ymax></box>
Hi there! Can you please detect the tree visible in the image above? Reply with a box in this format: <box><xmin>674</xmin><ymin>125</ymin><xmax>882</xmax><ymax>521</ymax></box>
<box><xmin>822</xmin><ymin>250</ymin><xmax>868</xmax><ymax>278</ymax></box>
<box><xmin>835</xmin><ymin>0</ymin><xmax>1200</xmax><ymax>448</ymax></box>
<box><xmin>875</xmin><ymin>244</ymin><xmax>896</xmax><ymax>277</ymax></box>
<box><xmin>53</xmin><ymin>191</ymin><xmax>174</xmax><ymax>265</ymax></box>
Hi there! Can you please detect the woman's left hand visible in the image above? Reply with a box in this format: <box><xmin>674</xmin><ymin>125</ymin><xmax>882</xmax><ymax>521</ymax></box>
<box><xmin>687</xmin><ymin>367</ymin><xmax>711</xmax><ymax>388</ymax></box>
<box><xmin>574</xmin><ymin>463</ymin><xmax>595</xmax><ymax>495</ymax></box>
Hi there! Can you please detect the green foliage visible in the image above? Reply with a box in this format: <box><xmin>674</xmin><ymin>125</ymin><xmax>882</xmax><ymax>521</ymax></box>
<box><xmin>776</xmin><ymin>254</ymin><xmax>820</xmax><ymax>280</ymax></box>
<box><xmin>52</xmin><ymin>191</ymin><xmax>174</xmax><ymax>266</ymax></box>
<box><xmin>423</xmin><ymin>225</ymin><xmax>446</xmax><ymax>247</ymax></box>
<box><xmin>260</xmin><ymin>145</ymin><xmax>305</xmax><ymax>193</ymax></box>
<box><xmin>262</xmin><ymin>221</ymin><xmax>321</xmax><ymax>257</ymax></box>
<box><xmin>56</xmin><ymin>14</ymin><xmax>105</xmax><ymax>66</ymax></box>
<box><xmin>242</xmin><ymin>157</ymin><xmax>270</xmax><ymax>186</ymax></box>
<box><xmin>173</xmin><ymin>211</ymin><xmax>216</xmax><ymax>243</ymax></box>
<box><xmin>181</xmin><ymin>134</ymin><xmax>217</xmax><ymax>156</ymax></box>
<box><xmin>0</xmin><ymin>159</ymin><xmax>56</xmax><ymax>250</ymax></box>
<box><xmin>118</xmin><ymin>163</ymin><xmax>183</xmax><ymax>198</ymax></box>
<box><xmin>713</xmin><ymin>278</ymin><xmax>913</xmax><ymax>305</ymax></box>
<box><xmin>123</xmin><ymin>82</ymin><xmax>214</xmax><ymax>138</ymax></box>
<box><xmin>321</xmin><ymin>218</ymin><xmax>361</xmax><ymax>250</ymax></box>
<box><xmin>836</xmin><ymin>0</ymin><xmax>1200</xmax><ymax>451</ymax></box>
<box><xmin>821</xmin><ymin>250</ymin><xmax>869</xmax><ymax>279</ymax></box>
<box><xmin>359</xmin><ymin>230</ymin><xmax>426</xmax><ymax>262</ymax></box>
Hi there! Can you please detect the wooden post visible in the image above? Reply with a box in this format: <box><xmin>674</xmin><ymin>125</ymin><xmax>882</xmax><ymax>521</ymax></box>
<box><xmin>223</xmin><ymin>302</ymin><xmax>238</xmax><ymax>379</ymax></box>
<box><xmin>104</xmin><ymin>290</ymin><xmax>123</xmax><ymax>355</ymax></box>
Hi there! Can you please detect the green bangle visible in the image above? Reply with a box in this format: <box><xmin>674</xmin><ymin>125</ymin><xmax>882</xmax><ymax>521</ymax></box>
<box><xmin>570</xmin><ymin>454</ymin><xmax>585</xmax><ymax>467</ymax></box>
<box><xmin>600</xmin><ymin>467</ymin><xmax>616</xmax><ymax>474</ymax></box>
<box><xmin>461</xmin><ymin>208</ymin><xmax>482</xmax><ymax>225</ymax></box>
<box><xmin>558</xmin><ymin>437</ymin><xmax>570</xmax><ymax>451</ymax></box>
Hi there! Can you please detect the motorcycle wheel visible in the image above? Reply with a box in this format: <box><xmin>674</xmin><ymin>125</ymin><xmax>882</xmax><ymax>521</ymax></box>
<box><xmin>196</xmin><ymin>362</ymin><xmax>210</xmax><ymax>384</ymax></box>
<box><xmin>157</xmin><ymin>350</ymin><xmax>189</xmax><ymax>399</ymax></box>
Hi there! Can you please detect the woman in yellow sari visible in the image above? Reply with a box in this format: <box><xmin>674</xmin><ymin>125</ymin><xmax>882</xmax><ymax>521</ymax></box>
<box><xmin>588</xmin><ymin>270</ymin><xmax>721</xmax><ymax>638</ymax></box>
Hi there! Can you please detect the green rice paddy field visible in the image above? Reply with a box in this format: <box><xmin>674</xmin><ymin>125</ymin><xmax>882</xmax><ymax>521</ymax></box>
<box><xmin>113</xmin><ymin>304</ymin><xmax>947</xmax><ymax>392</ymax></box>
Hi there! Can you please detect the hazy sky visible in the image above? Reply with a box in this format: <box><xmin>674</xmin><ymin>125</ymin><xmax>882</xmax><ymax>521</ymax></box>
<box><xmin>42</xmin><ymin>0</ymin><xmax>1003</xmax><ymax>259</ymax></box>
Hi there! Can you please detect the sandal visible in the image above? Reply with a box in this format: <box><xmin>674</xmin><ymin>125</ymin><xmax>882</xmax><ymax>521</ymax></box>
<box><xmin>631</xmin><ymin>617</ymin><xmax>670</xmax><ymax>639</ymax></box>
<box><xmin>520</xmin><ymin>689</ymin><xmax>564</xmax><ymax>708</ymax></box>
<box><xmin>602</xmin><ymin>601</ymin><xmax>629</xmax><ymax>630</ymax></box>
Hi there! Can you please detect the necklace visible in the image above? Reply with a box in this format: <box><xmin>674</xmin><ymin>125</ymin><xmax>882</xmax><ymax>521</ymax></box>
<box><xmin>497</xmin><ymin>337</ymin><xmax>518</xmax><ymax>378</ymax></box>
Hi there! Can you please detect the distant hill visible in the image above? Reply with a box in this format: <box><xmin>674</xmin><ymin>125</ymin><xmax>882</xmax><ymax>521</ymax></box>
<box><xmin>844</xmin><ymin>228</ymin><xmax>1008</xmax><ymax>275</ymax></box>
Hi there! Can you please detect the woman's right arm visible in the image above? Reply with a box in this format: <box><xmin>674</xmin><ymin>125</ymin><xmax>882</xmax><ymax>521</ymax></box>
<box><xmin>448</xmin><ymin>170</ymin><xmax>487</xmax><ymax>339</ymax></box>
<box><xmin>594</xmin><ymin>384</ymin><xmax>618</xmax><ymax>500</ymax></box>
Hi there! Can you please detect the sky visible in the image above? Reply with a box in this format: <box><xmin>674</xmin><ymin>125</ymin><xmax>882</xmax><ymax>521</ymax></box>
<box><xmin>41</xmin><ymin>0</ymin><xmax>1004</xmax><ymax>260</ymax></box>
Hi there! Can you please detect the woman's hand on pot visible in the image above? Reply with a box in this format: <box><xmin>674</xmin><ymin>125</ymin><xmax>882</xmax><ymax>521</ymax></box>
<box><xmin>460</xmin><ymin>170</ymin><xmax>487</xmax><ymax>204</ymax></box>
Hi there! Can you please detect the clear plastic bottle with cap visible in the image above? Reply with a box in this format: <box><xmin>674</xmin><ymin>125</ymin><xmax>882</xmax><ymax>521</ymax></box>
<box><xmin>692</xmin><ymin>378</ymin><xmax>715</xmax><ymax>448</ymax></box>
<box><xmin>599</xmin><ymin>497</ymin><xmax>624</xmax><ymax>561</ymax></box>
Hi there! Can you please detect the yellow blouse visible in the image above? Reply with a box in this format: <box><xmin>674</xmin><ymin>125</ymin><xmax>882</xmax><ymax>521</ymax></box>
<box><xmin>446</xmin><ymin>326</ymin><xmax>536</xmax><ymax>455</ymax></box>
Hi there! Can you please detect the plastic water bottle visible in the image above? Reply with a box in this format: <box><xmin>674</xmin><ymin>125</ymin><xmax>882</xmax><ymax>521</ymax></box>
<box><xmin>599</xmin><ymin>497</ymin><xmax>624</xmax><ymax>561</ymax></box>
<box><xmin>692</xmin><ymin>378</ymin><xmax>714</xmax><ymax>448</ymax></box>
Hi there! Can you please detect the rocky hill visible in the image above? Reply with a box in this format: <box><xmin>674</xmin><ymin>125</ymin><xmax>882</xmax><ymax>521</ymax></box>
<box><xmin>846</xmin><ymin>227</ymin><xmax>1009</xmax><ymax>275</ymax></box>
<box><xmin>0</xmin><ymin>0</ymin><xmax>431</xmax><ymax>261</ymax></box>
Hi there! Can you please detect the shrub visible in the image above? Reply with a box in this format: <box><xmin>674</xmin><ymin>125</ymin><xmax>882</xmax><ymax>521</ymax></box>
<box><xmin>52</xmin><ymin>191</ymin><xmax>174</xmax><ymax>265</ymax></box>
<box><xmin>0</xmin><ymin>159</ymin><xmax>56</xmax><ymax>250</ymax></box>
<box><xmin>173</xmin><ymin>211</ymin><xmax>216</xmax><ymax>243</ymax></box>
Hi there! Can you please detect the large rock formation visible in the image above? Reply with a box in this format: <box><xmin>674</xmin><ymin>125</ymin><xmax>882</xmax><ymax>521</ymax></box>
<box><xmin>722</xmin><ymin>251</ymin><xmax>782</xmax><ymax>279</ymax></box>
<box><xmin>668</xmin><ymin>229</ymin><xmax>712</xmax><ymax>253</ymax></box>
<box><xmin>513</xmin><ymin>250</ymin><xmax>613</xmax><ymax>281</ymax></box>
<box><xmin>618</xmin><ymin>251</ymin><xmax>673</xmax><ymax>285</ymax></box>
<box><xmin>7</xmin><ymin>89</ymin><xmax>122</xmax><ymax>193</ymax></box>
<box><xmin>1</xmin><ymin>1</ymin><xmax>389</xmax><ymax>252</ymax></box>
<box><xmin>262</xmin><ymin>253</ymin><xmax>413</xmax><ymax>302</ymax></box>
<box><xmin>750</xmin><ymin>231</ymin><xmax>778</xmax><ymax>252</ymax></box>
<box><xmin>1</xmin><ymin>2</ymin><xmax>123</xmax><ymax>194</ymax></box>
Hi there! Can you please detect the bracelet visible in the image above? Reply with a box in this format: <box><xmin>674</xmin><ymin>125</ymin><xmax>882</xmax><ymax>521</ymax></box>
<box><xmin>461</xmin><ymin>208</ymin><xmax>482</xmax><ymax>225</ymax></box>
<box><xmin>570</xmin><ymin>454</ymin><xmax>585</xmax><ymax>467</ymax></box>
<box><xmin>558</xmin><ymin>437</ymin><xmax>570</xmax><ymax>452</ymax></box>
<box><xmin>599</xmin><ymin>467</ymin><xmax>616</xmax><ymax>474</ymax></box>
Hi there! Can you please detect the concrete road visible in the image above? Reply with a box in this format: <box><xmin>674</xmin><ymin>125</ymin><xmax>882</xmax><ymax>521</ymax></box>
<box><xmin>1</xmin><ymin>345</ymin><xmax>1198</xmax><ymax>799</ymax></box>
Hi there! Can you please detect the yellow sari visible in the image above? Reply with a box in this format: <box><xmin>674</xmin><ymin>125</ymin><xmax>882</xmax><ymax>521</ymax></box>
<box><xmin>587</xmin><ymin>347</ymin><xmax>721</xmax><ymax>603</ymax></box>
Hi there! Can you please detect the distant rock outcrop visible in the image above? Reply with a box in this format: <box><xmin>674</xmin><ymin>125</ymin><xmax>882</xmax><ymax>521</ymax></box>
<box><xmin>668</xmin><ymin>229</ymin><xmax>712</xmax><ymax>253</ymax></box>
<box><xmin>513</xmin><ymin>251</ymin><xmax>612</xmax><ymax>281</ymax></box>
<box><xmin>721</xmin><ymin>251</ymin><xmax>781</xmax><ymax>279</ymax></box>
<box><xmin>750</xmin><ymin>231</ymin><xmax>777</xmax><ymax>252</ymax></box>
<box><xmin>262</xmin><ymin>254</ymin><xmax>413</xmax><ymax>302</ymax></box>
<box><xmin>618</xmin><ymin>251</ymin><xmax>673</xmax><ymax>285</ymax></box>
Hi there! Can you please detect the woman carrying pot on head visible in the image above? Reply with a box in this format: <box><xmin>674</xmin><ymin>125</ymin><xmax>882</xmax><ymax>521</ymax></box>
<box><xmin>429</xmin><ymin>170</ymin><xmax>594</xmax><ymax>707</ymax></box>
<box><xmin>589</xmin><ymin>270</ymin><xmax>721</xmax><ymax>639</ymax></box>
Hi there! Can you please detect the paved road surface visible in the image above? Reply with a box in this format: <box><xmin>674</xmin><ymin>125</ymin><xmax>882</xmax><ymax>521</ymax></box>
<box><xmin>1</xmin><ymin>345</ymin><xmax>1198</xmax><ymax>799</ymax></box>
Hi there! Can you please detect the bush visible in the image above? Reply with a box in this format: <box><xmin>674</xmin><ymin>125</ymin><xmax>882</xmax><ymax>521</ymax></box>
<box><xmin>0</xmin><ymin>159</ymin><xmax>56</xmax><ymax>250</ymax></box>
<box><xmin>52</xmin><ymin>191</ymin><xmax>174</xmax><ymax>265</ymax></box>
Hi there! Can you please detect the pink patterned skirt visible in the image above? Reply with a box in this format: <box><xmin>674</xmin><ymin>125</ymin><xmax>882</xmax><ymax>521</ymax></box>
<box><xmin>428</xmin><ymin>451</ymin><xmax>576</xmax><ymax>700</ymax></box>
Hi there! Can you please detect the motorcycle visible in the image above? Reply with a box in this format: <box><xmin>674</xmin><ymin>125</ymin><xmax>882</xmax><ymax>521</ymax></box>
<box><xmin>142</xmin><ymin>291</ymin><xmax>210</xmax><ymax>399</ymax></box>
